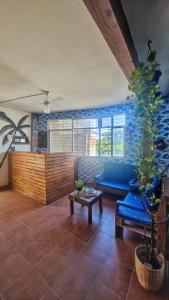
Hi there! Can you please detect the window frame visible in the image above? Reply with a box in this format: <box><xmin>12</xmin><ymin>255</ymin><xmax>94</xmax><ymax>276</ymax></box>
<box><xmin>48</xmin><ymin>114</ymin><xmax>125</xmax><ymax>157</ymax></box>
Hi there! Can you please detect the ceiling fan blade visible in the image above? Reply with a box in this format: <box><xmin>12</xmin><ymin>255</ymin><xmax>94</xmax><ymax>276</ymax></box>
<box><xmin>50</xmin><ymin>96</ymin><xmax>64</xmax><ymax>103</ymax></box>
<box><xmin>0</xmin><ymin>92</ymin><xmax>45</xmax><ymax>104</ymax></box>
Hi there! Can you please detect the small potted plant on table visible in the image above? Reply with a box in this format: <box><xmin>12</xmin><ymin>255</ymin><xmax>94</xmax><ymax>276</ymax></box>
<box><xmin>75</xmin><ymin>179</ymin><xmax>84</xmax><ymax>191</ymax></box>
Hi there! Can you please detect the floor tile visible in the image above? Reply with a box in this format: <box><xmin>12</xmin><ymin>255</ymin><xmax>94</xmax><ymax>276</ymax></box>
<box><xmin>85</xmin><ymin>279</ymin><xmax>122</xmax><ymax>300</ymax></box>
<box><xmin>72</xmin><ymin>222</ymin><xmax>97</xmax><ymax>242</ymax></box>
<box><xmin>126</xmin><ymin>271</ymin><xmax>168</xmax><ymax>300</ymax></box>
<box><xmin>0</xmin><ymin>214</ymin><xmax>21</xmax><ymax>233</ymax></box>
<box><xmin>3</xmin><ymin>268</ymin><xmax>48</xmax><ymax>300</ymax></box>
<box><xmin>100</xmin><ymin>255</ymin><xmax>132</xmax><ymax>299</ymax></box>
<box><xmin>20</xmin><ymin>237</ymin><xmax>52</xmax><ymax>265</ymax></box>
<box><xmin>0</xmin><ymin>199</ymin><xmax>21</xmax><ymax>213</ymax></box>
<box><xmin>87</xmin><ymin>231</ymin><xmax>114</xmax><ymax>255</ymax></box>
<box><xmin>0</xmin><ymin>233</ymin><xmax>16</xmax><ymax>264</ymax></box>
<box><xmin>41</xmin><ymin>225</ymin><xmax>70</xmax><ymax>247</ymax></box>
<box><xmin>99</xmin><ymin>217</ymin><xmax>115</xmax><ymax>237</ymax></box>
<box><xmin>73</xmin><ymin>245</ymin><xmax>107</xmax><ymax>277</ymax></box>
<box><xmin>5</xmin><ymin>223</ymin><xmax>37</xmax><ymax>250</ymax></box>
<box><xmin>35</xmin><ymin>249</ymin><xmax>73</xmax><ymax>285</ymax></box>
<box><xmin>0</xmin><ymin>252</ymin><xmax>30</xmax><ymax>294</ymax></box>
<box><xmin>124</xmin><ymin>229</ymin><xmax>142</xmax><ymax>248</ymax></box>
<box><xmin>52</xmin><ymin>265</ymin><xmax>94</xmax><ymax>300</ymax></box>
<box><xmin>0</xmin><ymin>189</ymin><xmax>168</xmax><ymax>300</ymax></box>
<box><xmin>26</xmin><ymin>217</ymin><xmax>58</xmax><ymax>236</ymax></box>
<box><xmin>9</xmin><ymin>204</ymin><xmax>36</xmax><ymax>219</ymax></box>
<box><xmin>15</xmin><ymin>193</ymin><xmax>43</xmax><ymax>208</ymax></box>
<box><xmin>108</xmin><ymin>238</ymin><xmax>135</xmax><ymax>269</ymax></box>
<box><xmin>22</xmin><ymin>206</ymin><xmax>51</xmax><ymax>227</ymax></box>
<box><xmin>40</xmin><ymin>288</ymin><xmax>60</xmax><ymax>300</ymax></box>
<box><xmin>59</xmin><ymin>215</ymin><xmax>84</xmax><ymax>232</ymax></box>
<box><xmin>55</xmin><ymin>232</ymin><xmax>85</xmax><ymax>256</ymax></box>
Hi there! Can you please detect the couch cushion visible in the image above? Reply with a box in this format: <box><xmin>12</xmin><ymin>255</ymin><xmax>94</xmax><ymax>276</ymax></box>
<box><xmin>118</xmin><ymin>206</ymin><xmax>151</xmax><ymax>225</ymax></box>
<box><xmin>97</xmin><ymin>180</ymin><xmax>129</xmax><ymax>191</ymax></box>
<box><xmin>123</xmin><ymin>192</ymin><xmax>145</xmax><ymax>211</ymax></box>
<box><xmin>104</xmin><ymin>163</ymin><xmax>137</xmax><ymax>183</ymax></box>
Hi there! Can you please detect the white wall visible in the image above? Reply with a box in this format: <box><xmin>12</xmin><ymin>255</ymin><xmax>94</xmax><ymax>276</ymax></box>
<box><xmin>0</xmin><ymin>106</ymin><xmax>31</xmax><ymax>187</ymax></box>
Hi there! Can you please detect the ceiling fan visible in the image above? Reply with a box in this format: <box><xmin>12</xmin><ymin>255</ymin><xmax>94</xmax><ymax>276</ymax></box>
<box><xmin>43</xmin><ymin>91</ymin><xmax>63</xmax><ymax>114</ymax></box>
<box><xmin>0</xmin><ymin>90</ymin><xmax>63</xmax><ymax>114</ymax></box>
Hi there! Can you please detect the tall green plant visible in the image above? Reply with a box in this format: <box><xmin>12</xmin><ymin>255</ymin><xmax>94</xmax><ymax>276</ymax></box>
<box><xmin>128</xmin><ymin>46</ymin><xmax>163</xmax><ymax>184</ymax></box>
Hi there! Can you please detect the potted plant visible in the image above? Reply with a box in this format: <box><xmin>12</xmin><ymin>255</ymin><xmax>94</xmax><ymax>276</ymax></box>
<box><xmin>135</xmin><ymin>211</ymin><xmax>165</xmax><ymax>291</ymax></box>
<box><xmin>129</xmin><ymin>41</ymin><xmax>165</xmax><ymax>291</ymax></box>
<box><xmin>75</xmin><ymin>179</ymin><xmax>84</xmax><ymax>191</ymax></box>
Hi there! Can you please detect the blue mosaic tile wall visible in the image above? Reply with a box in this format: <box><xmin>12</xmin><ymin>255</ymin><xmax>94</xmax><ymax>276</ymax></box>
<box><xmin>32</xmin><ymin>99</ymin><xmax>169</xmax><ymax>183</ymax></box>
<box><xmin>156</xmin><ymin>99</ymin><xmax>169</xmax><ymax>168</ymax></box>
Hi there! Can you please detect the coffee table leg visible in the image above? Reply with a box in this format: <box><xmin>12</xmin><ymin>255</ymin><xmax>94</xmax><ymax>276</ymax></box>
<box><xmin>70</xmin><ymin>200</ymin><xmax>74</xmax><ymax>215</ymax></box>
<box><xmin>88</xmin><ymin>206</ymin><xmax>92</xmax><ymax>224</ymax></box>
<box><xmin>99</xmin><ymin>196</ymin><xmax>103</xmax><ymax>214</ymax></box>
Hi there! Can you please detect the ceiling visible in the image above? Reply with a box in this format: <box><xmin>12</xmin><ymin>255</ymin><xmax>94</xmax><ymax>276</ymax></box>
<box><xmin>0</xmin><ymin>0</ymin><xmax>130</xmax><ymax>113</ymax></box>
<box><xmin>122</xmin><ymin>0</ymin><xmax>169</xmax><ymax>96</ymax></box>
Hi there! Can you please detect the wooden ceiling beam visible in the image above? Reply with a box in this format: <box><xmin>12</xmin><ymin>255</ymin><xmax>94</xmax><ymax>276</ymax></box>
<box><xmin>83</xmin><ymin>0</ymin><xmax>138</xmax><ymax>80</ymax></box>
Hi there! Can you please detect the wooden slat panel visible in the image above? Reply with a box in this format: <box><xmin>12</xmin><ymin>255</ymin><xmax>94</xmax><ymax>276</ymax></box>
<box><xmin>45</xmin><ymin>153</ymin><xmax>74</xmax><ymax>204</ymax></box>
<box><xmin>9</xmin><ymin>152</ymin><xmax>46</xmax><ymax>204</ymax></box>
<box><xmin>9</xmin><ymin>152</ymin><xmax>75</xmax><ymax>205</ymax></box>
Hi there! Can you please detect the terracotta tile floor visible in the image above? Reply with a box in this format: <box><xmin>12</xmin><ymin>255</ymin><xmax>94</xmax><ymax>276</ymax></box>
<box><xmin>0</xmin><ymin>189</ymin><xmax>168</xmax><ymax>300</ymax></box>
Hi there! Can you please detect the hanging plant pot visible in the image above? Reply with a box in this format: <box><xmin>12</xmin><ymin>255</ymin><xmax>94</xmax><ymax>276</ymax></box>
<box><xmin>152</xmin><ymin>69</ymin><xmax>162</xmax><ymax>84</ymax></box>
<box><xmin>135</xmin><ymin>245</ymin><xmax>165</xmax><ymax>291</ymax></box>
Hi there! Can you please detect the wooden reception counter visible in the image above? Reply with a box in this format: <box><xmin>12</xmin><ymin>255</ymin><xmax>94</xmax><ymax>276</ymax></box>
<box><xmin>8</xmin><ymin>152</ymin><xmax>75</xmax><ymax>204</ymax></box>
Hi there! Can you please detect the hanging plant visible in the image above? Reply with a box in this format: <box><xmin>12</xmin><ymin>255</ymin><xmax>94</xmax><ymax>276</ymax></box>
<box><xmin>128</xmin><ymin>41</ymin><xmax>163</xmax><ymax>187</ymax></box>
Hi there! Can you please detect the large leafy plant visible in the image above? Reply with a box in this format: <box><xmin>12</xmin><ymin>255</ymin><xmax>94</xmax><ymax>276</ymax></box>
<box><xmin>129</xmin><ymin>44</ymin><xmax>163</xmax><ymax>186</ymax></box>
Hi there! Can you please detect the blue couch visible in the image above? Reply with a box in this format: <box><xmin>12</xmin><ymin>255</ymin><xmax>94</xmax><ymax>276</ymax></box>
<box><xmin>95</xmin><ymin>162</ymin><xmax>137</xmax><ymax>196</ymax></box>
<box><xmin>115</xmin><ymin>176</ymin><xmax>160</xmax><ymax>238</ymax></box>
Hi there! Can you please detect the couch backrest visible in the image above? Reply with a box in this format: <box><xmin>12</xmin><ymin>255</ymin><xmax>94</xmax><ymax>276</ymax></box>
<box><xmin>104</xmin><ymin>162</ymin><xmax>137</xmax><ymax>183</ymax></box>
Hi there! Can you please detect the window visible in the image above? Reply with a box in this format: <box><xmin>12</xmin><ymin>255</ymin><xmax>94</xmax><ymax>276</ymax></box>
<box><xmin>112</xmin><ymin>114</ymin><xmax>125</xmax><ymax>157</ymax></box>
<box><xmin>73</xmin><ymin>118</ymin><xmax>99</xmax><ymax>156</ymax></box>
<box><xmin>48</xmin><ymin>114</ymin><xmax>125</xmax><ymax>157</ymax></box>
<box><xmin>100</xmin><ymin>117</ymin><xmax>111</xmax><ymax>157</ymax></box>
<box><xmin>48</xmin><ymin>120</ymin><xmax>73</xmax><ymax>153</ymax></box>
<box><xmin>113</xmin><ymin>127</ymin><xmax>124</xmax><ymax>157</ymax></box>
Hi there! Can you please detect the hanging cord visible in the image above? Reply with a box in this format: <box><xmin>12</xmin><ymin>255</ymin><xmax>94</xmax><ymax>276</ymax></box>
<box><xmin>147</xmin><ymin>40</ymin><xmax>153</xmax><ymax>56</ymax></box>
<box><xmin>147</xmin><ymin>39</ymin><xmax>161</xmax><ymax>70</ymax></box>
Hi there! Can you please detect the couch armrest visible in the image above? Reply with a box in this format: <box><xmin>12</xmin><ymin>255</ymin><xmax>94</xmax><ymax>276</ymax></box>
<box><xmin>146</xmin><ymin>176</ymin><xmax>160</xmax><ymax>196</ymax></box>
<box><xmin>95</xmin><ymin>172</ymin><xmax>103</xmax><ymax>184</ymax></box>
<box><xmin>128</xmin><ymin>178</ymin><xmax>137</xmax><ymax>185</ymax></box>
<box><xmin>116</xmin><ymin>200</ymin><xmax>144</xmax><ymax>212</ymax></box>
<box><xmin>129</xmin><ymin>183</ymin><xmax>140</xmax><ymax>194</ymax></box>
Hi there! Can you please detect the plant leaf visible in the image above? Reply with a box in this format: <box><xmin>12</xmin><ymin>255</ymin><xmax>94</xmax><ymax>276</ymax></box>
<box><xmin>0</xmin><ymin>124</ymin><xmax>15</xmax><ymax>135</ymax></box>
<box><xmin>0</xmin><ymin>112</ymin><xmax>16</xmax><ymax>126</ymax></box>
<box><xmin>17</xmin><ymin>115</ymin><xmax>29</xmax><ymax>127</ymax></box>
<box><xmin>148</xmin><ymin>50</ymin><xmax>156</xmax><ymax>63</ymax></box>
<box><xmin>2</xmin><ymin>129</ymin><xmax>15</xmax><ymax>145</ymax></box>
<box><xmin>20</xmin><ymin>124</ymin><xmax>30</xmax><ymax>129</ymax></box>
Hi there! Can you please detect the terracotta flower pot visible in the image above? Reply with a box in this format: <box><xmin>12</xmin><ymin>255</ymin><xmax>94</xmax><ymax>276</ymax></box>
<box><xmin>135</xmin><ymin>245</ymin><xmax>165</xmax><ymax>292</ymax></box>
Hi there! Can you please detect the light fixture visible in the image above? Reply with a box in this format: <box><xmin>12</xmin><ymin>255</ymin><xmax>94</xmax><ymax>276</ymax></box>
<box><xmin>44</xmin><ymin>101</ymin><xmax>50</xmax><ymax>114</ymax></box>
<box><xmin>43</xmin><ymin>91</ymin><xmax>51</xmax><ymax>114</ymax></box>
<box><xmin>42</xmin><ymin>90</ymin><xmax>63</xmax><ymax>113</ymax></box>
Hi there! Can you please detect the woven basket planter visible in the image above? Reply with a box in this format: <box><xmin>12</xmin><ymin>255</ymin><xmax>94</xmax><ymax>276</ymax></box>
<box><xmin>135</xmin><ymin>245</ymin><xmax>165</xmax><ymax>291</ymax></box>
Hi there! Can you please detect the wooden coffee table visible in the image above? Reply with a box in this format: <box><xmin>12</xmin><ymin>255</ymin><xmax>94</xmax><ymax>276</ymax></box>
<box><xmin>68</xmin><ymin>189</ymin><xmax>103</xmax><ymax>224</ymax></box>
